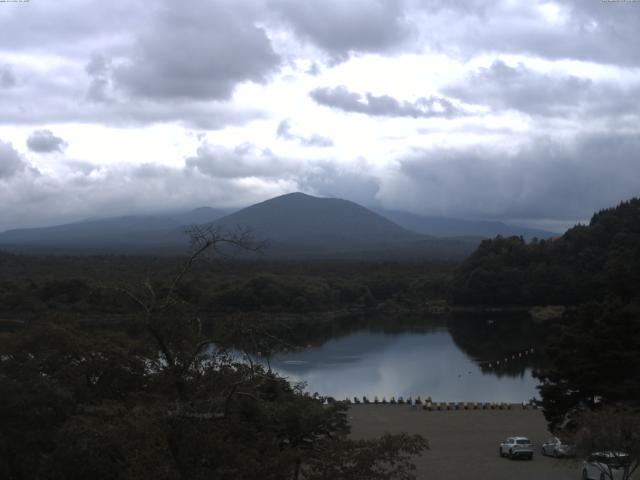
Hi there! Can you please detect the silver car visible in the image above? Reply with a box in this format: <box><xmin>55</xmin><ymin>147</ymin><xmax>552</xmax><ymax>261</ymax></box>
<box><xmin>582</xmin><ymin>451</ymin><xmax>632</xmax><ymax>480</ymax></box>
<box><xmin>541</xmin><ymin>436</ymin><xmax>575</xmax><ymax>457</ymax></box>
<box><xmin>499</xmin><ymin>436</ymin><xmax>534</xmax><ymax>460</ymax></box>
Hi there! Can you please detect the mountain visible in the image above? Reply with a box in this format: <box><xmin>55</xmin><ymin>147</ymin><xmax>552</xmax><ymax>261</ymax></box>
<box><xmin>0</xmin><ymin>193</ymin><xmax>479</xmax><ymax>259</ymax></box>
<box><xmin>213</xmin><ymin>192</ymin><xmax>414</xmax><ymax>245</ymax></box>
<box><xmin>208</xmin><ymin>193</ymin><xmax>478</xmax><ymax>259</ymax></box>
<box><xmin>168</xmin><ymin>207</ymin><xmax>231</xmax><ymax>226</ymax></box>
<box><xmin>0</xmin><ymin>215</ymin><xmax>180</xmax><ymax>245</ymax></box>
<box><xmin>0</xmin><ymin>207</ymin><xmax>230</xmax><ymax>252</ymax></box>
<box><xmin>375</xmin><ymin>209</ymin><xmax>558</xmax><ymax>239</ymax></box>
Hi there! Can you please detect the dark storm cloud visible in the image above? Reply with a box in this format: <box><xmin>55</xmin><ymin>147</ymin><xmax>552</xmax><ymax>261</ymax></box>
<box><xmin>276</xmin><ymin>120</ymin><xmax>334</xmax><ymax>147</ymax></box>
<box><xmin>0</xmin><ymin>1</ymin><xmax>142</xmax><ymax>55</ymax></box>
<box><xmin>85</xmin><ymin>54</ymin><xmax>112</xmax><ymax>102</ymax></box>
<box><xmin>444</xmin><ymin>61</ymin><xmax>640</xmax><ymax>118</ymax></box>
<box><xmin>26</xmin><ymin>130</ymin><xmax>68</xmax><ymax>153</ymax></box>
<box><xmin>0</xmin><ymin>76</ymin><xmax>266</xmax><ymax>129</ymax></box>
<box><xmin>310</xmin><ymin>86</ymin><xmax>462</xmax><ymax>118</ymax></box>
<box><xmin>271</xmin><ymin>0</ymin><xmax>408</xmax><ymax>59</ymax></box>
<box><xmin>559</xmin><ymin>0</ymin><xmax>640</xmax><ymax>66</ymax></box>
<box><xmin>1</xmin><ymin>65</ymin><xmax>16</xmax><ymax>88</ymax></box>
<box><xmin>271</xmin><ymin>0</ymin><xmax>640</xmax><ymax>66</ymax></box>
<box><xmin>385</xmin><ymin>133</ymin><xmax>640</xmax><ymax>222</ymax></box>
<box><xmin>0</xmin><ymin>1</ymin><xmax>279</xmax><ymax>127</ymax></box>
<box><xmin>0</xmin><ymin>58</ymin><xmax>266</xmax><ymax>129</ymax></box>
<box><xmin>1</xmin><ymin>0</ymin><xmax>639</xmax><ymax>130</ymax></box>
<box><xmin>269</xmin><ymin>0</ymin><xmax>639</xmax><ymax>66</ymax></box>
<box><xmin>113</xmin><ymin>1</ymin><xmax>280</xmax><ymax>100</ymax></box>
<box><xmin>0</xmin><ymin>140</ymin><xmax>30</xmax><ymax>178</ymax></box>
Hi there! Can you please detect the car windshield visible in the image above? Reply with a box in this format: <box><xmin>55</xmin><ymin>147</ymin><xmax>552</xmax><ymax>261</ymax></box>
<box><xmin>594</xmin><ymin>454</ymin><xmax>630</xmax><ymax>466</ymax></box>
<box><xmin>516</xmin><ymin>439</ymin><xmax>530</xmax><ymax>445</ymax></box>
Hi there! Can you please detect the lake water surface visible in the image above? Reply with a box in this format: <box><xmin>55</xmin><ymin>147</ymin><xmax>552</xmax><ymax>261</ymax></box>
<box><xmin>266</xmin><ymin>325</ymin><xmax>541</xmax><ymax>402</ymax></box>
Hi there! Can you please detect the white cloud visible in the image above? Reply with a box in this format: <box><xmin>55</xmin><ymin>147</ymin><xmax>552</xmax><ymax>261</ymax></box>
<box><xmin>0</xmin><ymin>0</ymin><xmax>639</xmax><ymax>232</ymax></box>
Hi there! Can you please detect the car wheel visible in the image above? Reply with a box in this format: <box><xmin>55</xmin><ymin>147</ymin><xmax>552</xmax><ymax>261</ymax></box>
<box><xmin>582</xmin><ymin>468</ymin><xmax>589</xmax><ymax>480</ymax></box>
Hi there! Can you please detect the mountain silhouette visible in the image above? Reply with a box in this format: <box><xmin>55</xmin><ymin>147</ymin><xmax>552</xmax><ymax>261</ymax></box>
<box><xmin>213</xmin><ymin>192</ymin><xmax>416</xmax><ymax>246</ymax></box>
<box><xmin>0</xmin><ymin>193</ymin><xmax>478</xmax><ymax>259</ymax></box>
<box><xmin>375</xmin><ymin>209</ymin><xmax>557</xmax><ymax>240</ymax></box>
<box><xmin>0</xmin><ymin>207</ymin><xmax>228</xmax><ymax>251</ymax></box>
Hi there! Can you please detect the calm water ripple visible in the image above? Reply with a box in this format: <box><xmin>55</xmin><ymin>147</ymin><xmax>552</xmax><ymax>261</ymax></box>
<box><xmin>267</xmin><ymin>328</ymin><xmax>540</xmax><ymax>402</ymax></box>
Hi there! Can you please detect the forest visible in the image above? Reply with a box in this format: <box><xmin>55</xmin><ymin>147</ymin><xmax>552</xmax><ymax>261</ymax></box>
<box><xmin>1</xmin><ymin>230</ymin><xmax>431</xmax><ymax>480</ymax></box>
<box><xmin>452</xmin><ymin>198</ymin><xmax>640</xmax><ymax>461</ymax></box>
<box><xmin>452</xmin><ymin>198</ymin><xmax>640</xmax><ymax>306</ymax></box>
<box><xmin>2</xmin><ymin>198</ymin><xmax>640</xmax><ymax>478</ymax></box>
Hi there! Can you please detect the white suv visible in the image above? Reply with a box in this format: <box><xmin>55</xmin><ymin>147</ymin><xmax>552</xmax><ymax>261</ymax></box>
<box><xmin>499</xmin><ymin>436</ymin><xmax>534</xmax><ymax>460</ymax></box>
<box><xmin>582</xmin><ymin>451</ymin><xmax>632</xmax><ymax>480</ymax></box>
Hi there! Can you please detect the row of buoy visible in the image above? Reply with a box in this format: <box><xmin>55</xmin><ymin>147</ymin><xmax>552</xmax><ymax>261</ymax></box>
<box><xmin>338</xmin><ymin>395</ymin><xmax>431</xmax><ymax>405</ymax></box>
<box><xmin>487</xmin><ymin>348</ymin><xmax>535</xmax><ymax>368</ymax></box>
<box><xmin>421</xmin><ymin>401</ymin><xmax>539</xmax><ymax>411</ymax></box>
<box><xmin>326</xmin><ymin>397</ymin><xmax>539</xmax><ymax>410</ymax></box>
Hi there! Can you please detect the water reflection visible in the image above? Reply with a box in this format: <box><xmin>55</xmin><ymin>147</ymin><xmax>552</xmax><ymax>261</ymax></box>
<box><xmin>267</xmin><ymin>327</ymin><xmax>540</xmax><ymax>402</ymax></box>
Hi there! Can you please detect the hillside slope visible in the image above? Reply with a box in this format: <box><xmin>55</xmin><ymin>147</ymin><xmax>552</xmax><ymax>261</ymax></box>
<box><xmin>452</xmin><ymin>198</ymin><xmax>640</xmax><ymax>305</ymax></box>
<box><xmin>0</xmin><ymin>193</ymin><xmax>479</xmax><ymax>259</ymax></box>
<box><xmin>376</xmin><ymin>209</ymin><xmax>557</xmax><ymax>239</ymax></box>
<box><xmin>213</xmin><ymin>192</ymin><xmax>417</xmax><ymax>246</ymax></box>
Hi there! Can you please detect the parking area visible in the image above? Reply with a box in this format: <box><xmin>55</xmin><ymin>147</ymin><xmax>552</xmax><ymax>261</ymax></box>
<box><xmin>348</xmin><ymin>405</ymin><xmax>578</xmax><ymax>480</ymax></box>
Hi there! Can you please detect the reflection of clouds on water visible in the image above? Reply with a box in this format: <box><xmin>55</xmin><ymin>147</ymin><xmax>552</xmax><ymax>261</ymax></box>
<box><xmin>269</xmin><ymin>330</ymin><xmax>539</xmax><ymax>402</ymax></box>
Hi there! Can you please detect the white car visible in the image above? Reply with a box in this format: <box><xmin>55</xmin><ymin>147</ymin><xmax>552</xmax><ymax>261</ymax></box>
<box><xmin>541</xmin><ymin>436</ymin><xmax>575</xmax><ymax>457</ymax></box>
<box><xmin>499</xmin><ymin>436</ymin><xmax>534</xmax><ymax>460</ymax></box>
<box><xmin>582</xmin><ymin>451</ymin><xmax>632</xmax><ymax>480</ymax></box>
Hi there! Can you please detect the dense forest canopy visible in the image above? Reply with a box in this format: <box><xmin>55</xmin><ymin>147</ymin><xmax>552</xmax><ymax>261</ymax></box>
<box><xmin>449</xmin><ymin>198</ymin><xmax>640</xmax><ymax>453</ymax></box>
<box><xmin>0</xmin><ymin>231</ymin><xmax>428</xmax><ymax>480</ymax></box>
<box><xmin>452</xmin><ymin>198</ymin><xmax>640</xmax><ymax>306</ymax></box>
<box><xmin>2</xmin><ymin>197</ymin><xmax>640</xmax><ymax>477</ymax></box>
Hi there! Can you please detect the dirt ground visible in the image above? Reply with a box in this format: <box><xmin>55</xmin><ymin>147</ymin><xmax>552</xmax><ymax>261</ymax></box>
<box><xmin>348</xmin><ymin>405</ymin><xmax>579</xmax><ymax>480</ymax></box>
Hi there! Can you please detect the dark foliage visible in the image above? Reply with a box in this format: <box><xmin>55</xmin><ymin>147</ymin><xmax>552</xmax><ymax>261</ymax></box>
<box><xmin>0</xmin><ymin>255</ymin><xmax>454</xmax><ymax>320</ymax></box>
<box><xmin>536</xmin><ymin>301</ymin><xmax>640</xmax><ymax>431</ymax></box>
<box><xmin>452</xmin><ymin>198</ymin><xmax>640</xmax><ymax>306</ymax></box>
<box><xmin>0</xmin><ymin>229</ymin><xmax>428</xmax><ymax>479</ymax></box>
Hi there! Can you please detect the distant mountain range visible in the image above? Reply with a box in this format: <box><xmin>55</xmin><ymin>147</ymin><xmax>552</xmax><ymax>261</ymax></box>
<box><xmin>0</xmin><ymin>207</ymin><xmax>231</xmax><ymax>252</ymax></box>
<box><xmin>0</xmin><ymin>193</ymin><xmax>558</xmax><ymax>259</ymax></box>
<box><xmin>373</xmin><ymin>209</ymin><xmax>556</xmax><ymax>240</ymax></box>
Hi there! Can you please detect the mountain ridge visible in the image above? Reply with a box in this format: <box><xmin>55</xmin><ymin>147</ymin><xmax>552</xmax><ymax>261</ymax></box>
<box><xmin>374</xmin><ymin>209</ymin><xmax>558</xmax><ymax>240</ymax></box>
<box><xmin>0</xmin><ymin>192</ymin><xmax>552</xmax><ymax>259</ymax></box>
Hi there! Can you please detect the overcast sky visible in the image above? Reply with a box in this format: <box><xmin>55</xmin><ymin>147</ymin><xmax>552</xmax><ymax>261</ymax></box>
<box><xmin>1</xmin><ymin>0</ymin><xmax>639</xmax><ymax>232</ymax></box>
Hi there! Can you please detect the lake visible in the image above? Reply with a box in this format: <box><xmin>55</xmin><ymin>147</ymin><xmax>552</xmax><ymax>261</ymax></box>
<box><xmin>263</xmin><ymin>319</ymin><xmax>543</xmax><ymax>402</ymax></box>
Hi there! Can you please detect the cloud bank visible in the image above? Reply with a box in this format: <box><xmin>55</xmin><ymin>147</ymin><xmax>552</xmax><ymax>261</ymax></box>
<box><xmin>0</xmin><ymin>0</ymin><xmax>639</xmax><ymax>232</ymax></box>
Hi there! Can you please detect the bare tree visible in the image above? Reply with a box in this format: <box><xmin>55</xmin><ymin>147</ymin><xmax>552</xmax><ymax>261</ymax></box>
<box><xmin>120</xmin><ymin>225</ymin><xmax>265</xmax><ymax>379</ymax></box>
